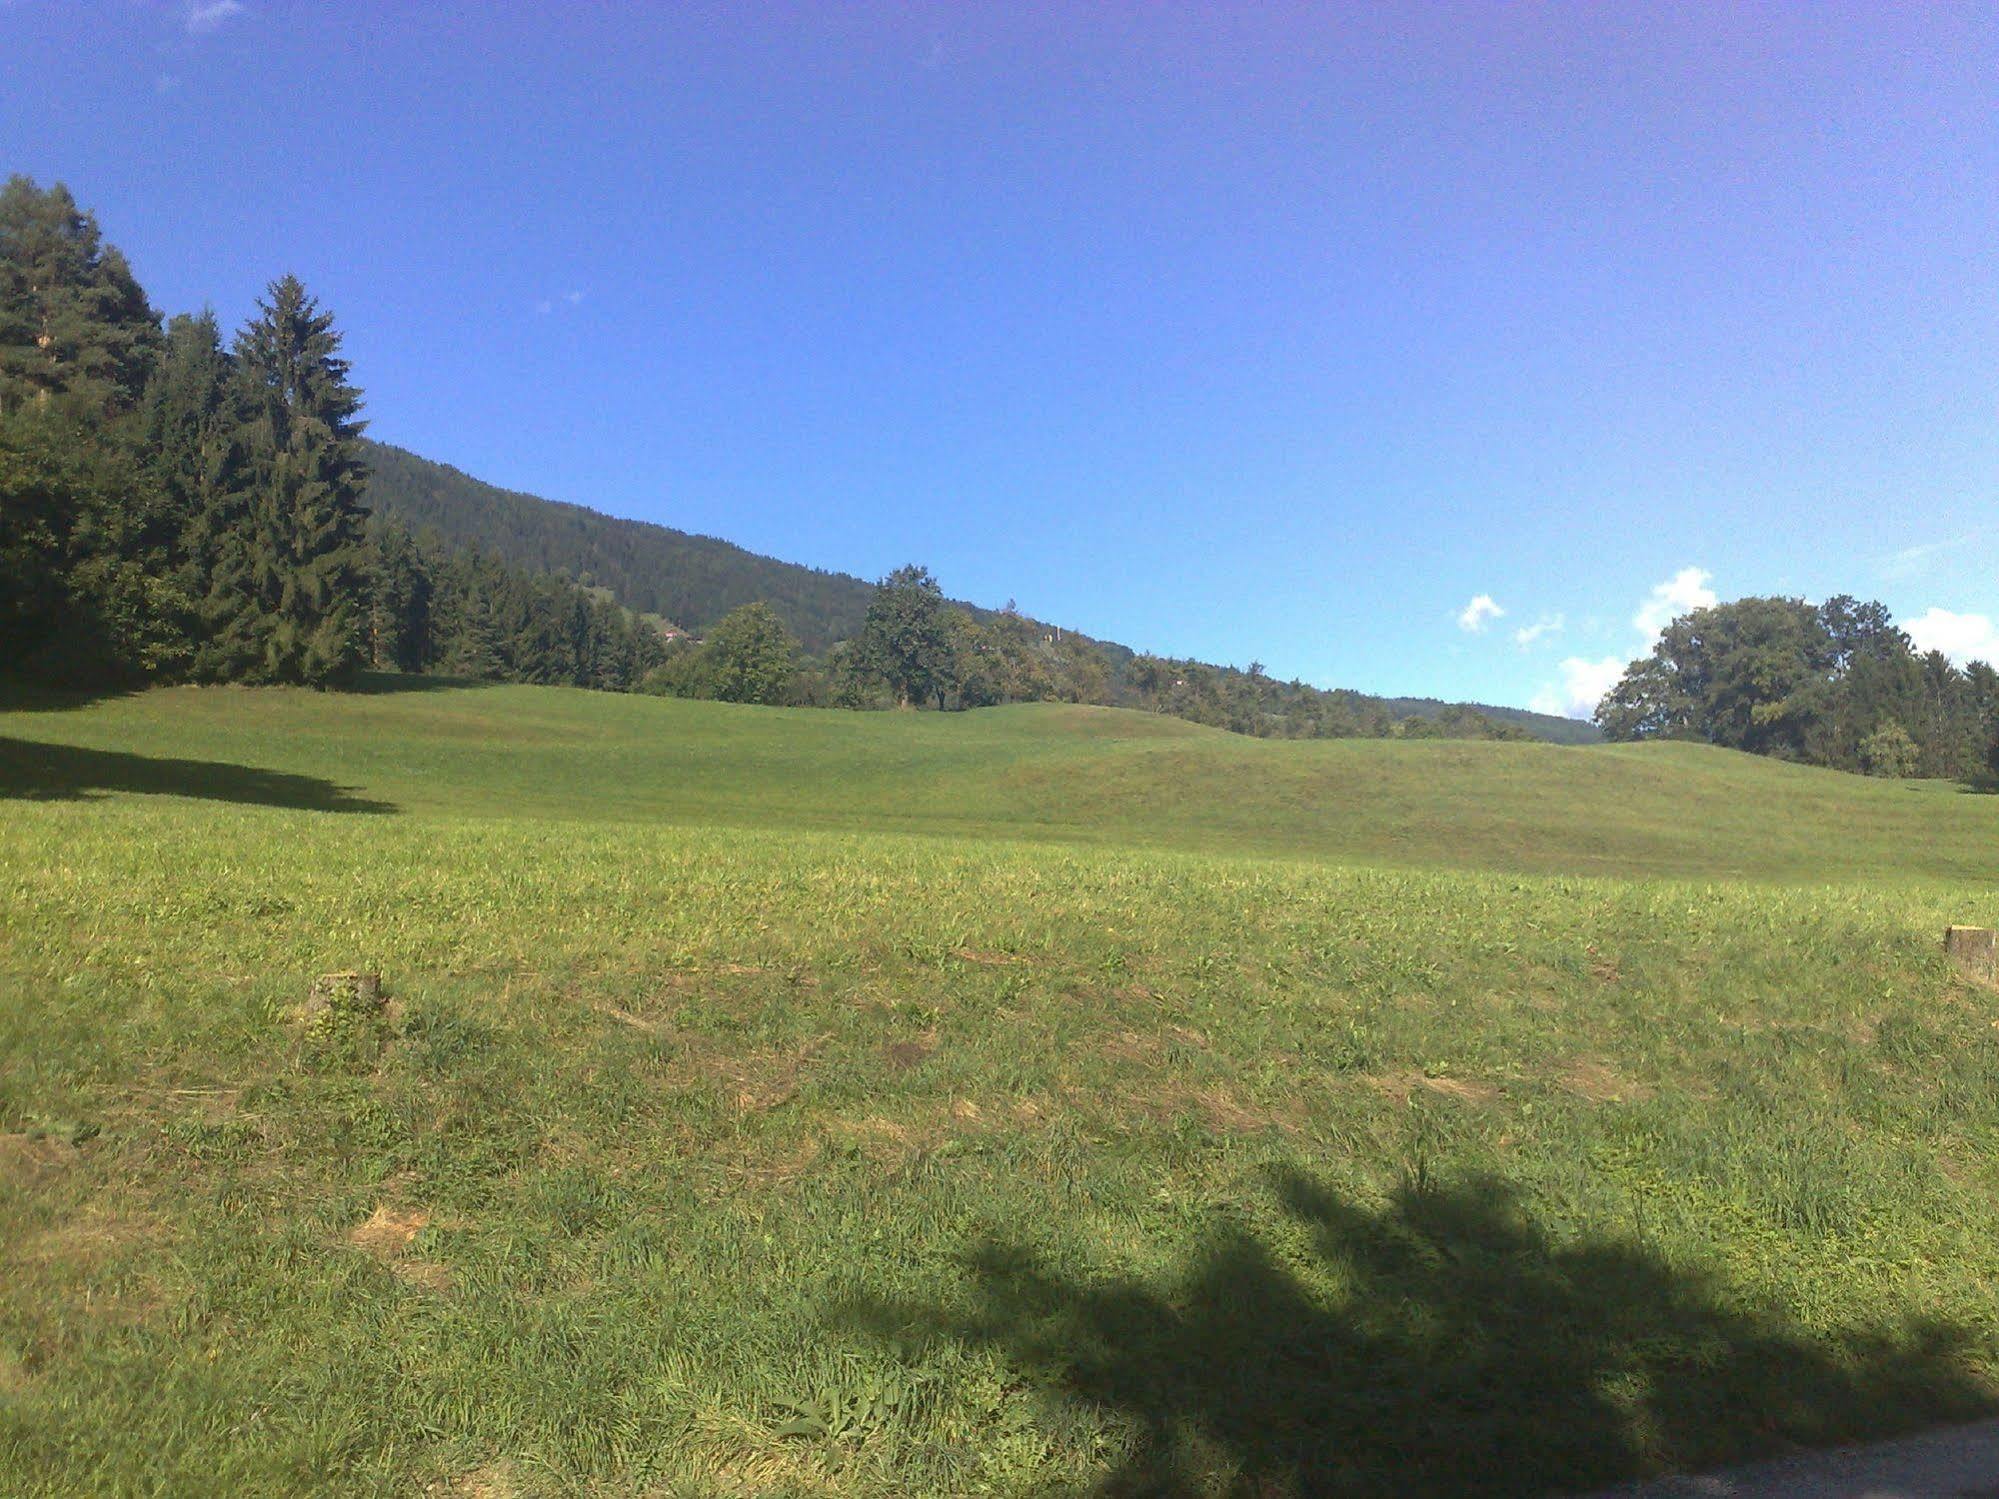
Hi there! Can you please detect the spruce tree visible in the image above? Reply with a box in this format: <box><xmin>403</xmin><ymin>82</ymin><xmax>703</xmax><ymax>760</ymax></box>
<box><xmin>219</xmin><ymin>276</ymin><xmax>370</xmax><ymax>686</ymax></box>
<box><xmin>366</xmin><ymin>517</ymin><xmax>431</xmax><ymax>671</ymax></box>
<box><xmin>0</xmin><ymin>176</ymin><xmax>160</xmax><ymax>420</ymax></box>
<box><xmin>0</xmin><ymin>177</ymin><xmax>176</xmax><ymax>681</ymax></box>
<box><xmin>144</xmin><ymin>311</ymin><xmax>247</xmax><ymax>635</ymax></box>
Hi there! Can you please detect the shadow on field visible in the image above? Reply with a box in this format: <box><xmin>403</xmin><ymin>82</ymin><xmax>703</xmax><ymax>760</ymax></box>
<box><xmin>349</xmin><ymin>670</ymin><xmax>492</xmax><ymax>695</ymax></box>
<box><xmin>850</xmin><ymin>1170</ymin><xmax>1991</xmax><ymax>1496</ymax></box>
<box><xmin>0</xmin><ymin>737</ymin><xmax>395</xmax><ymax>814</ymax></box>
<box><xmin>0</xmin><ymin>680</ymin><xmax>136</xmax><ymax>713</ymax></box>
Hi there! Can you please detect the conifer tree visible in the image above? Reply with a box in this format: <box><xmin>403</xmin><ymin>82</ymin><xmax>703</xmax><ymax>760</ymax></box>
<box><xmin>144</xmin><ymin>311</ymin><xmax>247</xmax><ymax>622</ymax></box>
<box><xmin>218</xmin><ymin>276</ymin><xmax>370</xmax><ymax>685</ymax></box>
<box><xmin>366</xmin><ymin>516</ymin><xmax>430</xmax><ymax>670</ymax></box>
<box><xmin>0</xmin><ymin>176</ymin><xmax>160</xmax><ymax>420</ymax></box>
<box><xmin>0</xmin><ymin>177</ymin><xmax>173</xmax><ymax>680</ymax></box>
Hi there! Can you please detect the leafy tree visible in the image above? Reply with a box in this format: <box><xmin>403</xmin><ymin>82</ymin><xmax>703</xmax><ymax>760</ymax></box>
<box><xmin>0</xmin><ymin>417</ymin><xmax>186</xmax><ymax>680</ymax></box>
<box><xmin>702</xmin><ymin>601</ymin><xmax>799</xmax><ymax>704</ymax></box>
<box><xmin>1596</xmin><ymin>592</ymin><xmax>1999</xmax><ymax>782</ymax></box>
<box><xmin>1859</xmin><ymin>720</ymin><xmax>1919</xmax><ymax>778</ymax></box>
<box><xmin>847</xmin><ymin>564</ymin><xmax>950</xmax><ymax>709</ymax></box>
<box><xmin>211</xmin><ymin>276</ymin><xmax>371</xmax><ymax>686</ymax></box>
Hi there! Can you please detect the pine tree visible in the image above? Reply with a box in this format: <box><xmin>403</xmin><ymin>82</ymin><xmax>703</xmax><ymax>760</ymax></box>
<box><xmin>219</xmin><ymin>276</ymin><xmax>371</xmax><ymax>686</ymax></box>
<box><xmin>0</xmin><ymin>176</ymin><xmax>161</xmax><ymax>420</ymax></box>
<box><xmin>0</xmin><ymin>177</ymin><xmax>176</xmax><ymax>681</ymax></box>
<box><xmin>144</xmin><ymin>312</ymin><xmax>247</xmax><ymax>627</ymax></box>
<box><xmin>366</xmin><ymin>516</ymin><xmax>430</xmax><ymax>671</ymax></box>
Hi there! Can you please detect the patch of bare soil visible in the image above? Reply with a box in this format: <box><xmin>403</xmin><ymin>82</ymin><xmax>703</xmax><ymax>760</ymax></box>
<box><xmin>1145</xmin><ymin>1081</ymin><xmax>1301</xmax><ymax>1136</ymax></box>
<box><xmin>349</xmin><ymin>1204</ymin><xmax>431</xmax><ymax>1256</ymax></box>
<box><xmin>349</xmin><ymin>1204</ymin><xmax>452</xmax><ymax>1290</ymax></box>
<box><xmin>1365</xmin><ymin>1071</ymin><xmax>1500</xmax><ymax>1105</ymax></box>
<box><xmin>1559</xmin><ymin>1059</ymin><xmax>1652</xmax><ymax>1104</ymax></box>
<box><xmin>0</xmin><ymin>1132</ymin><xmax>79</xmax><ymax>1186</ymax></box>
<box><xmin>882</xmin><ymin>1035</ymin><xmax>935</xmax><ymax>1071</ymax></box>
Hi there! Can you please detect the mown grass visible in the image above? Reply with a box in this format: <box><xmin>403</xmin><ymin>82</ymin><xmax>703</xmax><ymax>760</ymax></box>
<box><xmin>4</xmin><ymin>678</ymin><xmax>1999</xmax><ymax>1495</ymax></box>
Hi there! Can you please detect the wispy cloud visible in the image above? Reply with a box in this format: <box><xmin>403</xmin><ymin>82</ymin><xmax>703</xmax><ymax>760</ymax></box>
<box><xmin>1880</xmin><ymin>531</ymin><xmax>1984</xmax><ymax>582</ymax></box>
<box><xmin>186</xmin><ymin>0</ymin><xmax>246</xmax><ymax>34</ymax></box>
<box><xmin>155</xmin><ymin>73</ymin><xmax>182</xmax><ymax>95</ymax></box>
<box><xmin>1513</xmin><ymin>612</ymin><xmax>1564</xmax><ymax>648</ymax></box>
<box><xmin>535</xmin><ymin>289</ymin><xmax>586</xmax><ymax>316</ymax></box>
<box><xmin>1456</xmin><ymin>594</ymin><xmax>1504</xmax><ymax>634</ymax></box>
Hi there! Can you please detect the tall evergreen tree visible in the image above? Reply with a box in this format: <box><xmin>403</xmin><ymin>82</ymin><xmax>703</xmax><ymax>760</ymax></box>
<box><xmin>0</xmin><ymin>177</ymin><xmax>175</xmax><ymax>681</ymax></box>
<box><xmin>214</xmin><ymin>275</ymin><xmax>371</xmax><ymax>686</ymax></box>
<box><xmin>0</xmin><ymin>176</ymin><xmax>160</xmax><ymax>420</ymax></box>
<box><xmin>143</xmin><ymin>311</ymin><xmax>247</xmax><ymax>617</ymax></box>
<box><xmin>366</xmin><ymin>516</ymin><xmax>431</xmax><ymax>671</ymax></box>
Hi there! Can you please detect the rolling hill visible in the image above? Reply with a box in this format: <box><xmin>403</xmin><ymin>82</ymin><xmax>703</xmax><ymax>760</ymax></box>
<box><xmin>3</xmin><ymin>679</ymin><xmax>1997</xmax><ymax>1494</ymax></box>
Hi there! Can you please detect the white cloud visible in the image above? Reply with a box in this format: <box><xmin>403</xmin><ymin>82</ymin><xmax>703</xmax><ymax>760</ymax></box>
<box><xmin>1530</xmin><ymin>565</ymin><xmax>1714</xmax><ymax>720</ymax></box>
<box><xmin>1905</xmin><ymin>607</ymin><xmax>1999</xmax><ymax>667</ymax></box>
<box><xmin>186</xmin><ymin>0</ymin><xmax>245</xmax><ymax>33</ymax></box>
<box><xmin>1513</xmin><ymin>612</ymin><xmax>1564</xmax><ymax>648</ymax></box>
<box><xmin>1456</xmin><ymin>594</ymin><xmax>1504</xmax><ymax>634</ymax></box>
<box><xmin>562</xmin><ymin>289</ymin><xmax>585</xmax><ymax>305</ymax></box>
<box><xmin>154</xmin><ymin>73</ymin><xmax>181</xmax><ymax>94</ymax></box>
<box><xmin>1632</xmin><ymin>566</ymin><xmax>1717</xmax><ymax>639</ymax></box>
<box><xmin>1531</xmin><ymin>655</ymin><xmax>1627</xmax><ymax>720</ymax></box>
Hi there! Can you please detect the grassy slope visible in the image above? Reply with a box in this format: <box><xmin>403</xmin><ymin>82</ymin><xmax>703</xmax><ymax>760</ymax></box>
<box><xmin>0</xmin><ymin>677</ymin><xmax>1986</xmax><ymax>879</ymax></box>
<box><xmin>4</xmin><ymin>682</ymin><xmax>1999</xmax><ymax>1496</ymax></box>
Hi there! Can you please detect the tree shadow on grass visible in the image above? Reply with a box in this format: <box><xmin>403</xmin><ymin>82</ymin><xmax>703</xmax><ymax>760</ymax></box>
<box><xmin>0</xmin><ymin>680</ymin><xmax>137</xmax><ymax>713</ymax></box>
<box><xmin>848</xmin><ymin>1170</ymin><xmax>1993</xmax><ymax>1496</ymax></box>
<box><xmin>348</xmin><ymin>670</ymin><xmax>495</xmax><ymax>695</ymax></box>
<box><xmin>0</xmin><ymin>737</ymin><xmax>396</xmax><ymax>814</ymax></box>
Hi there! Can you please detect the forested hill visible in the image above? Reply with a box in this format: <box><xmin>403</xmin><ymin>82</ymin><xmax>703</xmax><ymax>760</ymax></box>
<box><xmin>1381</xmin><ymin>698</ymin><xmax>1601</xmax><ymax>746</ymax></box>
<box><xmin>360</xmin><ymin>439</ymin><xmax>1597</xmax><ymax>743</ymax></box>
<box><xmin>361</xmin><ymin>441</ymin><xmax>878</xmax><ymax>652</ymax></box>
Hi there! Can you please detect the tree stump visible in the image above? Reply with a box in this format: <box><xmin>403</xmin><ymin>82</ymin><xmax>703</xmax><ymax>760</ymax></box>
<box><xmin>304</xmin><ymin>971</ymin><xmax>385</xmax><ymax>1038</ymax></box>
<box><xmin>1944</xmin><ymin>927</ymin><xmax>1997</xmax><ymax>982</ymax></box>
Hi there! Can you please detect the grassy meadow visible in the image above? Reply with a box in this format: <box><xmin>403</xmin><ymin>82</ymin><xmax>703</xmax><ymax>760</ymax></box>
<box><xmin>5</xmin><ymin>678</ymin><xmax>1999</xmax><ymax>1495</ymax></box>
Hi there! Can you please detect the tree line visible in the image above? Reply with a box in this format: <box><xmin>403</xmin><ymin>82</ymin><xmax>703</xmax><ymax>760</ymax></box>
<box><xmin>643</xmin><ymin>565</ymin><xmax>1534</xmax><ymax>741</ymax></box>
<box><xmin>0</xmin><ymin>176</ymin><xmax>663</xmax><ymax>690</ymax></box>
<box><xmin>1594</xmin><ymin>594</ymin><xmax>1999</xmax><ymax>783</ymax></box>
<box><xmin>0</xmin><ymin>174</ymin><xmax>1538</xmax><ymax>744</ymax></box>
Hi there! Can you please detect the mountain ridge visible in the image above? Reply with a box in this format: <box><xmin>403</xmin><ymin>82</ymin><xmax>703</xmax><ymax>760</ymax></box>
<box><xmin>358</xmin><ymin>438</ymin><xmax>1600</xmax><ymax>743</ymax></box>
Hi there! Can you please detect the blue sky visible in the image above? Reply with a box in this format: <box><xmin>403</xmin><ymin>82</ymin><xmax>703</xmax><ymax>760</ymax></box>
<box><xmin>5</xmin><ymin>4</ymin><xmax>1996</xmax><ymax>713</ymax></box>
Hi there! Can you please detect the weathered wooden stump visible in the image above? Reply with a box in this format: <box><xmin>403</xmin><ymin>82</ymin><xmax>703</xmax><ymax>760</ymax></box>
<box><xmin>1944</xmin><ymin>927</ymin><xmax>1997</xmax><ymax>982</ymax></box>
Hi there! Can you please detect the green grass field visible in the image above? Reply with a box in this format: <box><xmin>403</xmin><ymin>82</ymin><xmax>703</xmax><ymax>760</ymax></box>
<box><xmin>5</xmin><ymin>679</ymin><xmax>1999</xmax><ymax>1495</ymax></box>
